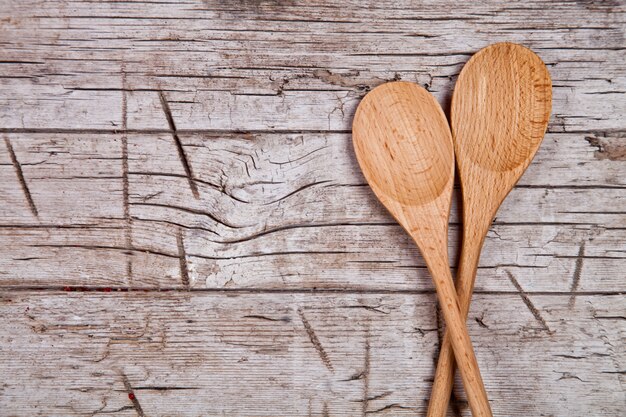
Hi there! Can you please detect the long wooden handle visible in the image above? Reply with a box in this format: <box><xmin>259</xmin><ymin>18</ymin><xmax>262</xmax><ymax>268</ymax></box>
<box><xmin>425</xmin><ymin>249</ymin><xmax>492</xmax><ymax>417</ymax></box>
<box><xmin>427</xmin><ymin>231</ymin><xmax>486</xmax><ymax>417</ymax></box>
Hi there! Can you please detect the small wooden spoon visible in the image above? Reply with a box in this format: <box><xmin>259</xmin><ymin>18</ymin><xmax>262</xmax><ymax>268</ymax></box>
<box><xmin>427</xmin><ymin>43</ymin><xmax>552</xmax><ymax>416</ymax></box>
<box><xmin>352</xmin><ymin>81</ymin><xmax>492</xmax><ymax>417</ymax></box>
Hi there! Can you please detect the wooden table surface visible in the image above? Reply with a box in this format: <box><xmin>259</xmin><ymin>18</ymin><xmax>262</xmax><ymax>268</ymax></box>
<box><xmin>1</xmin><ymin>1</ymin><xmax>624</xmax><ymax>416</ymax></box>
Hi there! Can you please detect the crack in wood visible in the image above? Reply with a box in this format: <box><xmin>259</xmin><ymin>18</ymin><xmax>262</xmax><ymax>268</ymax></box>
<box><xmin>210</xmin><ymin>221</ymin><xmax>398</xmax><ymax>245</ymax></box>
<box><xmin>129</xmin><ymin>170</ymin><xmax>249</xmax><ymax>203</ymax></box>
<box><xmin>121</xmin><ymin>373</ymin><xmax>145</xmax><ymax>417</ymax></box>
<box><xmin>261</xmin><ymin>180</ymin><xmax>333</xmax><ymax>206</ymax></box>
<box><xmin>121</xmin><ymin>67</ymin><xmax>133</xmax><ymax>287</ymax></box>
<box><xmin>364</xmin><ymin>392</ymin><xmax>392</xmax><ymax>402</ymax></box>
<box><xmin>434</xmin><ymin>303</ymin><xmax>443</xmax><ymax>358</ymax></box>
<box><xmin>131</xmin><ymin>215</ymin><xmax>220</xmax><ymax>237</ymax></box>
<box><xmin>131</xmin><ymin>201</ymin><xmax>244</xmax><ymax>230</ymax></box>
<box><xmin>30</xmin><ymin>243</ymin><xmax>178</xmax><ymax>259</ymax></box>
<box><xmin>2</xmin><ymin>284</ymin><xmax>624</xmax><ymax>296</ymax></box>
<box><xmin>475</xmin><ymin>312</ymin><xmax>489</xmax><ymax>329</ymax></box>
<box><xmin>506</xmin><ymin>271</ymin><xmax>552</xmax><ymax>333</ymax></box>
<box><xmin>556</xmin><ymin>371</ymin><xmax>585</xmax><ymax>382</ymax></box>
<box><xmin>0</xmin><ymin>125</ymin><xmax>620</xmax><ymax>135</ymax></box>
<box><xmin>157</xmin><ymin>91</ymin><xmax>200</xmax><ymax>199</ymax></box>
<box><xmin>242</xmin><ymin>314</ymin><xmax>289</xmax><ymax>322</ymax></box>
<box><xmin>569</xmin><ymin>241</ymin><xmax>586</xmax><ymax>308</ymax></box>
<box><xmin>0</xmin><ymin>128</ymin><xmax>353</xmax><ymax>134</ymax></box>
<box><xmin>365</xmin><ymin>403</ymin><xmax>413</xmax><ymax>414</ymax></box>
<box><xmin>4</xmin><ymin>136</ymin><xmax>38</xmax><ymax>217</ymax></box>
<box><xmin>176</xmin><ymin>229</ymin><xmax>191</xmax><ymax>290</ymax></box>
<box><xmin>189</xmin><ymin>249</ymin><xmax>353</xmax><ymax>261</ymax></box>
<box><xmin>133</xmin><ymin>386</ymin><xmax>198</xmax><ymax>391</ymax></box>
<box><xmin>341</xmin><ymin>305</ymin><xmax>389</xmax><ymax>315</ymax></box>
<box><xmin>297</xmin><ymin>307</ymin><xmax>334</xmax><ymax>372</ymax></box>
<box><xmin>362</xmin><ymin>326</ymin><xmax>370</xmax><ymax>416</ymax></box>
<box><xmin>93</xmin><ymin>405</ymin><xmax>134</xmax><ymax>415</ymax></box>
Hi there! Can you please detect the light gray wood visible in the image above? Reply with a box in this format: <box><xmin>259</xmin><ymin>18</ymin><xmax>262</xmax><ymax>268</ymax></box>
<box><xmin>0</xmin><ymin>1</ymin><xmax>624</xmax><ymax>416</ymax></box>
<box><xmin>1</xmin><ymin>133</ymin><xmax>624</xmax><ymax>293</ymax></box>
<box><xmin>0</xmin><ymin>292</ymin><xmax>624</xmax><ymax>417</ymax></box>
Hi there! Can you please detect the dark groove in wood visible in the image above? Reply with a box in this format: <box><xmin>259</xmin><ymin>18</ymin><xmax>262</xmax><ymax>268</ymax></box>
<box><xmin>4</xmin><ymin>136</ymin><xmax>38</xmax><ymax>217</ymax></box>
<box><xmin>506</xmin><ymin>271</ymin><xmax>552</xmax><ymax>332</ymax></box>
<box><xmin>128</xmin><ymin>171</ymin><xmax>249</xmax><ymax>203</ymax></box>
<box><xmin>362</xmin><ymin>326</ymin><xmax>370</xmax><ymax>417</ymax></box>
<box><xmin>0</xmin><ymin>128</ymin><xmax>353</xmax><ymax>134</ymax></box>
<box><xmin>129</xmin><ymin>201</ymin><xmax>244</xmax><ymax>229</ymax></box>
<box><xmin>0</xmin><ymin>127</ymin><xmax>621</xmax><ymax>135</ymax></box>
<box><xmin>297</xmin><ymin>307</ymin><xmax>334</xmax><ymax>372</ymax></box>
<box><xmin>30</xmin><ymin>244</ymin><xmax>178</xmax><ymax>259</ymax></box>
<box><xmin>158</xmin><ymin>90</ymin><xmax>200</xmax><ymax>199</ymax></box>
<box><xmin>568</xmin><ymin>241</ymin><xmax>586</xmax><ymax>308</ymax></box>
<box><xmin>121</xmin><ymin>68</ymin><xmax>133</xmax><ymax>287</ymax></box>
<box><xmin>121</xmin><ymin>373</ymin><xmax>145</xmax><ymax>417</ymax></box>
<box><xmin>0</xmin><ymin>286</ymin><xmax>623</xmax><ymax>296</ymax></box>
<box><xmin>176</xmin><ymin>229</ymin><xmax>190</xmax><ymax>290</ymax></box>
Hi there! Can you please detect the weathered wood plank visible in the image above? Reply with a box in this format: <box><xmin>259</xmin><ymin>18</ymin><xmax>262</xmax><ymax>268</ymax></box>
<box><xmin>0</xmin><ymin>132</ymin><xmax>623</xmax><ymax>291</ymax></box>
<box><xmin>2</xmin><ymin>220</ymin><xmax>624</xmax><ymax>293</ymax></box>
<box><xmin>0</xmin><ymin>291</ymin><xmax>622</xmax><ymax>416</ymax></box>
<box><xmin>0</xmin><ymin>1</ymin><xmax>624</xmax><ymax>132</ymax></box>
<box><xmin>2</xmin><ymin>59</ymin><xmax>624</xmax><ymax>133</ymax></box>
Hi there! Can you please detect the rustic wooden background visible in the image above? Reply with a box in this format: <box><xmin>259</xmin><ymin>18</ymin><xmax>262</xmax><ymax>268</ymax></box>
<box><xmin>1</xmin><ymin>1</ymin><xmax>624</xmax><ymax>416</ymax></box>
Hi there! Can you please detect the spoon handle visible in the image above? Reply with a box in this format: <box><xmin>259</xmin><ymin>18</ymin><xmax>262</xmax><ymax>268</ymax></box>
<box><xmin>427</xmin><ymin>226</ymin><xmax>488</xmax><ymax>417</ymax></box>
<box><xmin>422</xmin><ymin>245</ymin><xmax>493</xmax><ymax>417</ymax></box>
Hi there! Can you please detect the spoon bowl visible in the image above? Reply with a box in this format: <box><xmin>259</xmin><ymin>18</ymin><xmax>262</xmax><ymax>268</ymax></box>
<box><xmin>353</xmin><ymin>82</ymin><xmax>453</xmax><ymax>206</ymax></box>
<box><xmin>452</xmin><ymin>43</ymin><xmax>552</xmax><ymax>174</ymax></box>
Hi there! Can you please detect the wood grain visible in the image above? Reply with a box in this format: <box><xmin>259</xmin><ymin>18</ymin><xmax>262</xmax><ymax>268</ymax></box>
<box><xmin>0</xmin><ymin>1</ymin><xmax>624</xmax><ymax>415</ymax></box>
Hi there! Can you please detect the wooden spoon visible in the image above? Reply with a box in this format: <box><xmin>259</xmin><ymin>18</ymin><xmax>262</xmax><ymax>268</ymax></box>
<box><xmin>352</xmin><ymin>81</ymin><xmax>492</xmax><ymax>417</ymax></box>
<box><xmin>427</xmin><ymin>43</ymin><xmax>552</xmax><ymax>416</ymax></box>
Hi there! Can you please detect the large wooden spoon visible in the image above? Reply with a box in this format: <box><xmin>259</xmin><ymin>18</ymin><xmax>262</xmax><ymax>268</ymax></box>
<box><xmin>352</xmin><ymin>81</ymin><xmax>492</xmax><ymax>417</ymax></box>
<box><xmin>427</xmin><ymin>43</ymin><xmax>552</xmax><ymax>416</ymax></box>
